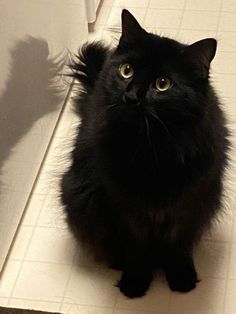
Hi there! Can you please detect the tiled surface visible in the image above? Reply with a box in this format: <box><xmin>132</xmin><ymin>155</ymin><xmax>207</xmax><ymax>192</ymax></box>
<box><xmin>1</xmin><ymin>1</ymin><xmax>236</xmax><ymax>314</ymax></box>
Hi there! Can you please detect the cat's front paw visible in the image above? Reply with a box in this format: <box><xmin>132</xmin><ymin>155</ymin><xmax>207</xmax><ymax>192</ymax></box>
<box><xmin>166</xmin><ymin>264</ymin><xmax>198</xmax><ymax>292</ymax></box>
<box><xmin>118</xmin><ymin>271</ymin><xmax>153</xmax><ymax>298</ymax></box>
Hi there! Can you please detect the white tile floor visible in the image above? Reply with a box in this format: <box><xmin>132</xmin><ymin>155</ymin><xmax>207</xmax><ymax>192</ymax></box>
<box><xmin>2</xmin><ymin>0</ymin><xmax>236</xmax><ymax>313</ymax></box>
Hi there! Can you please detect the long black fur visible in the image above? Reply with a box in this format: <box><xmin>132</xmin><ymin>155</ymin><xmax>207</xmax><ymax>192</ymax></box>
<box><xmin>61</xmin><ymin>10</ymin><xmax>229</xmax><ymax>297</ymax></box>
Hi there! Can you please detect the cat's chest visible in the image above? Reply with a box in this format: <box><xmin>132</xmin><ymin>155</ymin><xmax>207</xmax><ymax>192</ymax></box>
<box><xmin>124</xmin><ymin>207</ymin><xmax>181</xmax><ymax>244</ymax></box>
<box><xmin>105</xmin><ymin>132</ymin><xmax>171</xmax><ymax>172</ymax></box>
<box><xmin>148</xmin><ymin>208</ymin><xmax>180</xmax><ymax>243</ymax></box>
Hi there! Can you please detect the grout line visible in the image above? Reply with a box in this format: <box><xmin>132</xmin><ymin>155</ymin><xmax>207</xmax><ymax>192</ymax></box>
<box><xmin>8</xmin><ymin>258</ymin><xmax>76</xmax><ymax>266</ymax></box>
<box><xmin>212</xmin><ymin>73</ymin><xmax>236</xmax><ymax>77</ymax></box>
<box><xmin>213</xmin><ymin>71</ymin><xmax>236</xmax><ymax>75</ymax></box>
<box><xmin>7</xmin><ymin>297</ymin><xmax>61</xmax><ymax>306</ymax></box>
<box><xmin>217</xmin><ymin>2</ymin><xmax>236</xmax><ymax>311</ymax></box>
<box><xmin>114</xmin><ymin>308</ymin><xmax>165</xmax><ymax>314</ymax></box>
<box><xmin>176</xmin><ymin>0</ymin><xmax>187</xmax><ymax>36</ymax></box>
<box><xmin>148</xmin><ymin>26</ymin><xmax>219</xmax><ymax>32</ymax></box>
<box><xmin>217</xmin><ymin>50</ymin><xmax>236</xmax><ymax>53</ymax></box>
<box><xmin>59</xmin><ymin>302</ymin><xmax>115</xmax><ymax>311</ymax></box>
<box><xmin>8</xmin><ymin>297</ymin><xmax>120</xmax><ymax>314</ymax></box>
<box><xmin>58</xmin><ymin>251</ymin><xmax>77</xmax><ymax>312</ymax></box>
<box><xmin>137</xmin><ymin>27</ymin><xmax>236</xmax><ymax>33</ymax></box>
<box><xmin>111</xmin><ymin>289</ymin><xmax>121</xmax><ymax>314</ymax></box>
<box><xmin>216</xmin><ymin>0</ymin><xmax>224</xmax><ymax>36</ymax></box>
<box><xmin>215</xmin><ymin>51</ymin><xmax>236</xmax><ymax>54</ymax></box>
<box><xmin>20</xmin><ymin>224</ymin><xmax>68</xmax><ymax>229</ymax></box>
<box><xmin>222</xmin><ymin>213</ymin><xmax>236</xmax><ymax>312</ymax></box>
<box><xmin>6</xmin><ymin>81</ymin><xmax>74</xmax><ymax>307</ymax></box>
<box><xmin>123</xmin><ymin>7</ymin><xmax>236</xmax><ymax>13</ymax></box>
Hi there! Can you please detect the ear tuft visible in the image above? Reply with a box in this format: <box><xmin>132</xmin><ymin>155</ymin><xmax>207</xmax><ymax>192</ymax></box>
<box><xmin>183</xmin><ymin>38</ymin><xmax>217</xmax><ymax>78</ymax></box>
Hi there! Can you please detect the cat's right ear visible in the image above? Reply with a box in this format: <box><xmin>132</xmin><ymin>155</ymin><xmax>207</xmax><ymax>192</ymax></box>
<box><xmin>183</xmin><ymin>38</ymin><xmax>217</xmax><ymax>78</ymax></box>
<box><xmin>120</xmin><ymin>9</ymin><xmax>147</xmax><ymax>43</ymax></box>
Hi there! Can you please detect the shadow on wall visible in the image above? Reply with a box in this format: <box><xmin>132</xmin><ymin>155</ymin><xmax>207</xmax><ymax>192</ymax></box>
<box><xmin>0</xmin><ymin>36</ymin><xmax>67</xmax><ymax>268</ymax></box>
<box><xmin>0</xmin><ymin>36</ymin><xmax>65</xmax><ymax>168</ymax></box>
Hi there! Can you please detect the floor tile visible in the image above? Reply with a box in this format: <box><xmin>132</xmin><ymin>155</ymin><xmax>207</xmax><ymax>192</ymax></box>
<box><xmin>213</xmin><ymin>52</ymin><xmax>236</xmax><ymax>74</ymax></box>
<box><xmin>169</xmin><ymin>278</ymin><xmax>226</xmax><ymax>314</ymax></box>
<box><xmin>219</xmin><ymin>12</ymin><xmax>236</xmax><ymax>31</ymax></box>
<box><xmin>8</xmin><ymin>299</ymin><xmax>61</xmax><ymax>312</ymax></box>
<box><xmin>222</xmin><ymin>0</ymin><xmax>236</xmax><ymax>12</ymax></box>
<box><xmin>113</xmin><ymin>0</ymin><xmax>149</xmax><ymax>8</ymax></box>
<box><xmin>224</xmin><ymin>279</ymin><xmax>236</xmax><ymax>314</ymax></box>
<box><xmin>217</xmin><ymin>32</ymin><xmax>236</xmax><ymax>52</ymax></box>
<box><xmin>0</xmin><ymin>297</ymin><xmax>9</xmax><ymax>306</ymax></box>
<box><xmin>194</xmin><ymin>241</ymin><xmax>229</xmax><ymax>279</ymax></box>
<box><xmin>0</xmin><ymin>261</ymin><xmax>21</xmax><ymax>298</ymax></box>
<box><xmin>9</xmin><ymin>226</ymin><xmax>34</xmax><ymax>260</ymax></box>
<box><xmin>12</xmin><ymin>261</ymin><xmax>70</xmax><ymax>302</ymax></box>
<box><xmin>36</xmin><ymin>193</ymin><xmax>65</xmax><ymax>229</ymax></box>
<box><xmin>25</xmin><ymin>227</ymin><xmax>76</xmax><ymax>264</ymax></box>
<box><xmin>21</xmin><ymin>194</ymin><xmax>46</xmax><ymax>226</ymax></box>
<box><xmin>203</xmin><ymin>210</ymin><xmax>234</xmax><ymax>243</ymax></box>
<box><xmin>178</xmin><ymin>30</ymin><xmax>216</xmax><ymax>44</ymax></box>
<box><xmin>185</xmin><ymin>0</ymin><xmax>221</xmax><ymax>11</ymax></box>
<box><xmin>212</xmin><ymin>73</ymin><xmax>236</xmax><ymax>98</ymax></box>
<box><xmin>114</xmin><ymin>310</ymin><xmax>155</xmax><ymax>314</ymax></box>
<box><xmin>144</xmin><ymin>9</ymin><xmax>182</xmax><ymax>29</ymax></box>
<box><xmin>64</xmin><ymin>266</ymin><xmax>120</xmax><ymax>307</ymax></box>
<box><xmin>181</xmin><ymin>11</ymin><xmax>219</xmax><ymax>30</ymax></box>
<box><xmin>228</xmin><ymin>244</ymin><xmax>236</xmax><ymax>279</ymax></box>
<box><xmin>61</xmin><ymin>303</ymin><xmax>113</xmax><ymax>314</ymax></box>
<box><xmin>149</xmin><ymin>0</ymin><xmax>185</xmax><ymax>10</ymax></box>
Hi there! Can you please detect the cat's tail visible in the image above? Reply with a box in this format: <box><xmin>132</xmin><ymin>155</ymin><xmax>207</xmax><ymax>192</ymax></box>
<box><xmin>69</xmin><ymin>42</ymin><xmax>109</xmax><ymax>91</ymax></box>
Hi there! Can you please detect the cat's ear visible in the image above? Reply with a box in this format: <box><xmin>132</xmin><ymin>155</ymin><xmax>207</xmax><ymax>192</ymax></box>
<box><xmin>120</xmin><ymin>9</ymin><xmax>147</xmax><ymax>43</ymax></box>
<box><xmin>183</xmin><ymin>38</ymin><xmax>217</xmax><ymax>78</ymax></box>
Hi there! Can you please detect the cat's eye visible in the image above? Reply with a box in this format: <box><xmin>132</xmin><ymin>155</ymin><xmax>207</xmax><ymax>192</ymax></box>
<box><xmin>155</xmin><ymin>77</ymin><xmax>172</xmax><ymax>92</ymax></box>
<box><xmin>119</xmin><ymin>63</ymin><xmax>134</xmax><ymax>79</ymax></box>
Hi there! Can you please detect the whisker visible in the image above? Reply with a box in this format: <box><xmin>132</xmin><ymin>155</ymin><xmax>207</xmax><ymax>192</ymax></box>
<box><xmin>128</xmin><ymin>119</ymin><xmax>145</xmax><ymax>167</ymax></box>
<box><xmin>144</xmin><ymin>115</ymin><xmax>158</xmax><ymax>169</ymax></box>
<box><xmin>149</xmin><ymin>111</ymin><xmax>186</xmax><ymax>164</ymax></box>
<box><xmin>106</xmin><ymin>104</ymin><xmax>118</xmax><ymax>110</ymax></box>
<box><xmin>149</xmin><ymin>110</ymin><xmax>170</xmax><ymax>135</ymax></box>
<box><xmin>144</xmin><ymin>115</ymin><xmax>152</xmax><ymax>149</ymax></box>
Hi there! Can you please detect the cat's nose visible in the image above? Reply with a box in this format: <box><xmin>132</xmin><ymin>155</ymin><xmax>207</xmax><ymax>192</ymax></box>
<box><xmin>123</xmin><ymin>92</ymin><xmax>141</xmax><ymax>106</ymax></box>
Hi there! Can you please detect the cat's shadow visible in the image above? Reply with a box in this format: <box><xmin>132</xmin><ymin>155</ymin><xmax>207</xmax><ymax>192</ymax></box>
<box><xmin>0</xmin><ymin>36</ymin><xmax>65</xmax><ymax>170</ymax></box>
<box><xmin>0</xmin><ymin>36</ymin><xmax>66</xmax><ymax>268</ymax></box>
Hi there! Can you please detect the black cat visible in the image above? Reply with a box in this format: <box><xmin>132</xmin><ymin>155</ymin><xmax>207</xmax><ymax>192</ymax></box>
<box><xmin>61</xmin><ymin>10</ymin><xmax>229</xmax><ymax>298</ymax></box>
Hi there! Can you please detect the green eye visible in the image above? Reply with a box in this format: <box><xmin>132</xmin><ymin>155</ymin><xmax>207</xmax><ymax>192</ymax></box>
<box><xmin>119</xmin><ymin>63</ymin><xmax>134</xmax><ymax>79</ymax></box>
<box><xmin>155</xmin><ymin>77</ymin><xmax>172</xmax><ymax>92</ymax></box>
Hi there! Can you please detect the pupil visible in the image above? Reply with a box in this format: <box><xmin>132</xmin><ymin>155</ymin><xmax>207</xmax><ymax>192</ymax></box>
<box><xmin>159</xmin><ymin>78</ymin><xmax>166</xmax><ymax>88</ymax></box>
<box><xmin>125</xmin><ymin>66</ymin><xmax>130</xmax><ymax>75</ymax></box>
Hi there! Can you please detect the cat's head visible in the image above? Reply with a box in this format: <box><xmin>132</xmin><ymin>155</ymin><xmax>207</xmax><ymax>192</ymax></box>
<box><xmin>97</xmin><ymin>10</ymin><xmax>217</xmax><ymax>132</ymax></box>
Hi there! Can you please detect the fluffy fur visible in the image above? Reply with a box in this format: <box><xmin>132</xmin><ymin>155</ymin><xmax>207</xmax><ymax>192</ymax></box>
<box><xmin>61</xmin><ymin>10</ymin><xmax>229</xmax><ymax>297</ymax></box>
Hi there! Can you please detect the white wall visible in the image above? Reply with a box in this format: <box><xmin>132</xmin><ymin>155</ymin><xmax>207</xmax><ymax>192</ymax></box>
<box><xmin>0</xmin><ymin>0</ymin><xmax>88</xmax><ymax>271</ymax></box>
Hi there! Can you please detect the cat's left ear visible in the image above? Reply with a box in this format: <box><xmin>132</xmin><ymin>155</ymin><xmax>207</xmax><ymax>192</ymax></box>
<box><xmin>183</xmin><ymin>38</ymin><xmax>217</xmax><ymax>78</ymax></box>
<box><xmin>120</xmin><ymin>9</ymin><xmax>147</xmax><ymax>43</ymax></box>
